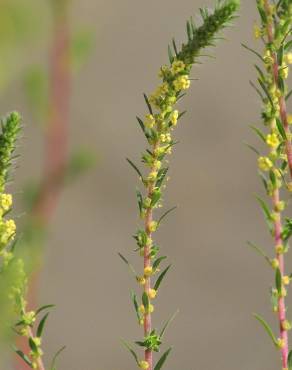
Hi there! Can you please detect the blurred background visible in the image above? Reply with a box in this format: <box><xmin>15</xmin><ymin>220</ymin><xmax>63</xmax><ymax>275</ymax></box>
<box><xmin>0</xmin><ymin>0</ymin><xmax>288</xmax><ymax>369</ymax></box>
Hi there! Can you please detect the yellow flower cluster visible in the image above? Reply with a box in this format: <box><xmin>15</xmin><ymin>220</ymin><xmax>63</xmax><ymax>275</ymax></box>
<box><xmin>258</xmin><ymin>156</ymin><xmax>273</xmax><ymax>171</ymax></box>
<box><xmin>0</xmin><ymin>219</ymin><xmax>16</xmax><ymax>246</ymax></box>
<box><xmin>266</xmin><ymin>133</ymin><xmax>279</xmax><ymax>148</ymax></box>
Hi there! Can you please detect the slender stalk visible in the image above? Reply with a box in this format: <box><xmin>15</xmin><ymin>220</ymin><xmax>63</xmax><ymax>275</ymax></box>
<box><xmin>27</xmin><ymin>327</ymin><xmax>46</xmax><ymax>370</ymax></box>
<box><xmin>249</xmin><ymin>2</ymin><xmax>292</xmax><ymax>368</ymax></box>
<box><xmin>263</xmin><ymin>0</ymin><xmax>292</xmax><ymax>179</ymax></box>
<box><xmin>121</xmin><ymin>2</ymin><xmax>239</xmax><ymax>370</ymax></box>
<box><xmin>34</xmin><ymin>1</ymin><xmax>70</xmax><ymax>223</ymax></box>
<box><xmin>15</xmin><ymin>4</ymin><xmax>71</xmax><ymax>370</ymax></box>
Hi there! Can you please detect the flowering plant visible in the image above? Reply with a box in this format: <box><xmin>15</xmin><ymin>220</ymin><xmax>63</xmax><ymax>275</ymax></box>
<box><xmin>120</xmin><ymin>1</ymin><xmax>240</xmax><ymax>370</ymax></box>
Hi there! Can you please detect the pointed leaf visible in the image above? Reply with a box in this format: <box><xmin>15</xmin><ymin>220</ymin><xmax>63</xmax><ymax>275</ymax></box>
<box><xmin>122</xmin><ymin>340</ymin><xmax>139</xmax><ymax>365</ymax></box>
<box><xmin>253</xmin><ymin>313</ymin><xmax>277</xmax><ymax>346</ymax></box>
<box><xmin>37</xmin><ymin>312</ymin><xmax>49</xmax><ymax>337</ymax></box>
<box><xmin>126</xmin><ymin>158</ymin><xmax>143</xmax><ymax>179</ymax></box>
<box><xmin>154</xmin><ymin>347</ymin><xmax>172</xmax><ymax>370</ymax></box>
<box><xmin>154</xmin><ymin>265</ymin><xmax>171</xmax><ymax>291</ymax></box>
<box><xmin>160</xmin><ymin>310</ymin><xmax>179</xmax><ymax>338</ymax></box>
<box><xmin>50</xmin><ymin>346</ymin><xmax>66</xmax><ymax>370</ymax></box>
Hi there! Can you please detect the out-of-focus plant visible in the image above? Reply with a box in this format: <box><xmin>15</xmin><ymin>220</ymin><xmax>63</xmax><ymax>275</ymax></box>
<box><xmin>120</xmin><ymin>1</ymin><xmax>240</xmax><ymax>370</ymax></box>
<box><xmin>0</xmin><ymin>112</ymin><xmax>61</xmax><ymax>370</ymax></box>
<box><xmin>245</xmin><ymin>1</ymin><xmax>292</xmax><ymax>369</ymax></box>
<box><xmin>1</xmin><ymin>0</ymin><xmax>95</xmax><ymax>368</ymax></box>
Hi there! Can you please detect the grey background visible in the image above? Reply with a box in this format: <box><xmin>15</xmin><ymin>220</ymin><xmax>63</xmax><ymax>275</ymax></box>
<box><xmin>1</xmin><ymin>0</ymin><xmax>289</xmax><ymax>369</ymax></box>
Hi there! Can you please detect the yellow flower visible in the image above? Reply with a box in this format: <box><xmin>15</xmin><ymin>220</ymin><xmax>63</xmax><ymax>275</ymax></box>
<box><xmin>253</xmin><ymin>24</ymin><xmax>261</xmax><ymax>39</ymax></box>
<box><xmin>276</xmin><ymin>244</ymin><xmax>284</xmax><ymax>254</ymax></box>
<box><xmin>275</xmin><ymin>201</ymin><xmax>285</xmax><ymax>212</ymax></box>
<box><xmin>266</xmin><ymin>133</ymin><xmax>280</xmax><ymax>148</ymax></box>
<box><xmin>284</xmin><ymin>53</ymin><xmax>292</xmax><ymax>64</ymax></box>
<box><xmin>258</xmin><ymin>156</ymin><xmax>273</xmax><ymax>171</ymax></box>
<box><xmin>139</xmin><ymin>361</ymin><xmax>150</xmax><ymax>369</ymax></box>
<box><xmin>147</xmin><ymin>171</ymin><xmax>158</xmax><ymax>182</ymax></box>
<box><xmin>282</xmin><ymin>276</ymin><xmax>290</xmax><ymax>285</ymax></box>
<box><xmin>0</xmin><ymin>219</ymin><xmax>16</xmax><ymax>245</ymax></box>
<box><xmin>148</xmin><ymin>289</ymin><xmax>157</xmax><ymax>299</ymax></box>
<box><xmin>139</xmin><ymin>304</ymin><xmax>145</xmax><ymax>314</ymax></box>
<box><xmin>170</xmin><ymin>110</ymin><xmax>179</xmax><ymax>126</ymax></box>
<box><xmin>287</xmin><ymin>114</ymin><xmax>292</xmax><ymax>125</ymax></box>
<box><xmin>158</xmin><ymin>65</ymin><xmax>170</xmax><ymax>78</ymax></box>
<box><xmin>276</xmin><ymin>338</ymin><xmax>285</xmax><ymax>349</ymax></box>
<box><xmin>281</xmin><ymin>65</ymin><xmax>289</xmax><ymax>79</ymax></box>
<box><xmin>271</xmin><ymin>258</ymin><xmax>279</xmax><ymax>269</ymax></box>
<box><xmin>282</xmin><ymin>320</ymin><xmax>292</xmax><ymax>331</ymax></box>
<box><xmin>144</xmin><ymin>266</ymin><xmax>153</xmax><ymax>277</ymax></box>
<box><xmin>0</xmin><ymin>194</ymin><xmax>12</xmax><ymax>211</ymax></box>
<box><xmin>144</xmin><ymin>114</ymin><xmax>155</xmax><ymax>129</ymax></box>
<box><xmin>173</xmin><ymin>75</ymin><xmax>190</xmax><ymax>91</ymax></box>
<box><xmin>137</xmin><ymin>276</ymin><xmax>146</xmax><ymax>285</ymax></box>
<box><xmin>171</xmin><ymin>60</ymin><xmax>186</xmax><ymax>74</ymax></box>
<box><xmin>149</xmin><ymin>221</ymin><xmax>158</xmax><ymax>232</ymax></box>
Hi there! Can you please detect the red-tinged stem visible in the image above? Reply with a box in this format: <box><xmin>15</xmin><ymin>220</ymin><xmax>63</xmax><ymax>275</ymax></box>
<box><xmin>272</xmin><ymin>189</ymin><xmax>289</xmax><ymax>369</ymax></box>
<box><xmin>27</xmin><ymin>327</ymin><xmax>46</xmax><ymax>370</ymax></box>
<box><xmin>34</xmin><ymin>6</ymin><xmax>71</xmax><ymax>223</ymax></box>
<box><xmin>14</xmin><ymin>5</ymin><xmax>71</xmax><ymax>370</ymax></box>
<box><xmin>143</xmin><ymin>142</ymin><xmax>160</xmax><ymax>370</ymax></box>
<box><xmin>264</xmin><ymin>0</ymin><xmax>292</xmax><ymax>179</ymax></box>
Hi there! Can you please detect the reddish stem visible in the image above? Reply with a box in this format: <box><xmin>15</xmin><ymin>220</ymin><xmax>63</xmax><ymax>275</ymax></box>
<box><xmin>14</xmin><ymin>5</ymin><xmax>71</xmax><ymax>370</ymax></box>
<box><xmin>272</xmin><ymin>189</ymin><xmax>289</xmax><ymax>369</ymax></box>
<box><xmin>264</xmin><ymin>0</ymin><xmax>292</xmax><ymax>178</ymax></box>
<box><xmin>263</xmin><ymin>2</ymin><xmax>289</xmax><ymax>366</ymax></box>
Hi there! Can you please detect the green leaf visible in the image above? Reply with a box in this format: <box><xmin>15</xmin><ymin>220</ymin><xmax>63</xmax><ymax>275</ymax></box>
<box><xmin>50</xmin><ymin>346</ymin><xmax>66</xmax><ymax>370</ymax></box>
<box><xmin>158</xmin><ymin>206</ymin><xmax>177</xmax><ymax>226</ymax></box>
<box><xmin>285</xmin><ymin>89</ymin><xmax>292</xmax><ymax>101</ymax></box>
<box><xmin>255</xmin><ymin>195</ymin><xmax>273</xmax><ymax>233</ymax></box>
<box><xmin>136</xmin><ymin>189</ymin><xmax>143</xmax><ymax>214</ymax></box>
<box><xmin>70</xmin><ymin>29</ymin><xmax>94</xmax><ymax>72</ymax></box>
<box><xmin>249</xmin><ymin>125</ymin><xmax>266</xmax><ymax>142</ymax></box>
<box><xmin>275</xmin><ymin>268</ymin><xmax>282</xmax><ymax>295</ymax></box>
<box><xmin>249</xmin><ymin>80</ymin><xmax>265</xmax><ymax>101</ymax></box>
<box><xmin>168</xmin><ymin>45</ymin><xmax>174</xmax><ymax>64</ymax></box>
<box><xmin>278</xmin><ymin>45</ymin><xmax>284</xmax><ymax>66</ymax></box>
<box><xmin>160</xmin><ymin>310</ymin><xmax>179</xmax><ymax>338</ymax></box>
<box><xmin>156</xmin><ymin>168</ymin><xmax>169</xmax><ymax>188</ymax></box>
<box><xmin>276</xmin><ymin>118</ymin><xmax>287</xmax><ymax>140</ymax></box>
<box><xmin>143</xmin><ymin>93</ymin><xmax>153</xmax><ymax>115</ymax></box>
<box><xmin>246</xmin><ymin>241</ymin><xmax>271</xmax><ymax>266</ymax></box>
<box><xmin>126</xmin><ymin>158</ymin><xmax>143</xmax><ymax>179</ymax></box>
<box><xmin>29</xmin><ymin>337</ymin><xmax>38</xmax><ymax>353</ymax></box>
<box><xmin>154</xmin><ymin>265</ymin><xmax>171</xmax><ymax>291</ymax></box>
<box><xmin>13</xmin><ymin>347</ymin><xmax>33</xmax><ymax>367</ymax></box>
<box><xmin>121</xmin><ymin>340</ymin><xmax>139</xmax><ymax>365</ymax></box>
<box><xmin>243</xmin><ymin>142</ymin><xmax>260</xmax><ymax>155</ymax></box>
<box><xmin>258</xmin><ymin>78</ymin><xmax>274</xmax><ymax>107</ymax></box>
<box><xmin>241</xmin><ymin>43</ymin><xmax>264</xmax><ymax>61</ymax></box>
<box><xmin>118</xmin><ymin>253</ymin><xmax>137</xmax><ymax>277</ymax></box>
<box><xmin>37</xmin><ymin>312</ymin><xmax>49</xmax><ymax>338</ymax></box>
<box><xmin>142</xmin><ymin>291</ymin><xmax>149</xmax><ymax>309</ymax></box>
<box><xmin>154</xmin><ymin>347</ymin><xmax>172</xmax><ymax>370</ymax></box>
<box><xmin>172</xmin><ymin>38</ymin><xmax>178</xmax><ymax>56</ymax></box>
<box><xmin>131</xmin><ymin>291</ymin><xmax>141</xmax><ymax>322</ymax></box>
<box><xmin>151</xmin><ymin>189</ymin><xmax>161</xmax><ymax>207</ymax></box>
<box><xmin>288</xmin><ymin>350</ymin><xmax>292</xmax><ymax>370</ymax></box>
<box><xmin>253</xmin><ymin>313</ymin><xmax>277</xmax><ymax>346</ymax></box>
<box><xmin>153</xmin><ymin>256</ymin><xmax>167</xmax><ymax>271</ymax></box>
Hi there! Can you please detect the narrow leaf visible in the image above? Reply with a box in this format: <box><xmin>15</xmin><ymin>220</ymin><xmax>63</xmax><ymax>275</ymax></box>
<box><xmin>154</xmin><ymin>347</ymin><xmax>172</xmax><ymax>370</ymax></box>
<box><xmin>160</xmin><ymin>310</ymin><xmax>179</xmax><ymax>338</ymax></box>
<box><xmin>253</xmin><ymin>313</ymin><xmax>277</xmax><ymax>345</ymax></box>
<box><xmin>154</xmin><ymin>265</ymin><xmax>171</xmax><ymax>291</ymax></box>
<box><xmin>37</xmin><ymin>312</ymin><xmax>49</xmax><ymax>338</ymax></box>
<box><xmin>121</xmin><ymin>340</ymin><xmax>139</xmax><ymax>365</ymax></box>
<box><xmin>126</xmin><ymin>158</ymin><xmax>143</xmax><ymax>179</ymax></box>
